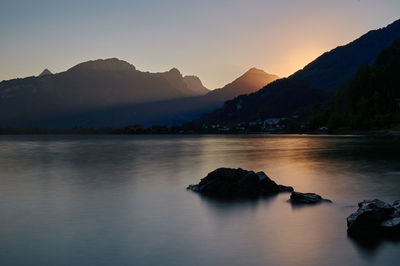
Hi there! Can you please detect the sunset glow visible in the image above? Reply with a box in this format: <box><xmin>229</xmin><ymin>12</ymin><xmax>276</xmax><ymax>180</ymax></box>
<box><xmin>0</xmin><ymin>1</ymin><xmax>400</xmax><ymax>265</ymax></box>
<box><xmin>1</xmin><ymin>0</ymin><xmax>399</xmax><ymax>88</ymax></box>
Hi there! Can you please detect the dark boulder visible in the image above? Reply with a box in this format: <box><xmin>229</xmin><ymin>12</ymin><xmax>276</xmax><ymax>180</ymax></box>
<box><xmin>347</xmin><ymin>199</ymin><xmax>400</xmax><ymax>239</ymax></box>
<box><xmin>187</xmin><ymin>168</ymin><xmax>293</xmax><ymax>197</ymax></box>
<box><xmin>289</xmin><ymin>192</ymin><xmax>332</xmax><ymax>204</ymax></box>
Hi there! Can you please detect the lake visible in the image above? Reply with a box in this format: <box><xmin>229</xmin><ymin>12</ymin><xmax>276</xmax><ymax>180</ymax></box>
<box><xmin>0</xmin><ymin>135</ymin><xmax>399</xmax><ymax>266</ymax></box>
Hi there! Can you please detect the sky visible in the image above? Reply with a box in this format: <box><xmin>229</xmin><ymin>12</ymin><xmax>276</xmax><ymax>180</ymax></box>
<box><xmin>0</xmin><ymin>0</ymin><xmax>399</xmax><ymax>89</ymax></box>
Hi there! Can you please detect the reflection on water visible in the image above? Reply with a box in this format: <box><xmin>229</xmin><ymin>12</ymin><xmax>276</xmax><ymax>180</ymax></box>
<box><xmin>0</xmin><ymin>135</ymin><xmax>399</xmax><ymax>266</ymax></box>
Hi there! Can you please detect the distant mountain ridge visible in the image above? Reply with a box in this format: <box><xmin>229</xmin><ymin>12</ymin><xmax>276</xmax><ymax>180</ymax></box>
<box><xmin>202</xmin><ymin>19</ymin><xmax>400</xmax><ymax>124</ymax></box>
<box><xmin>206</xmin><ymin>68</ymin><xmax>279</xmax><ymax>101</ymax></box>
<box><xmin>4</xmin><ymin>19</ymin><xmax>397</xmax><ymax>128</ymax></box>
<box><xmin>2</xmin><ymin>67</ymin><xmax>277</xmax><ymax>128</ymax></box>
<box><xmin>68</xmin><ymin>58</ymin><xmax>137</xmax><ymax>72</ymax></box>
<box><xmin>0</xmin><ymin>58</ymin><xmax>277</xmax><ymax>128</ymax></box>
<box><xmin>0</xmin><ymin>58</ymin><xmax>209</xmax><ymax>127</ymax></box>
<box><xmin>108</xmin><ymin>67</ymin><xmax>279</xmax><ymax>126</ymax></box>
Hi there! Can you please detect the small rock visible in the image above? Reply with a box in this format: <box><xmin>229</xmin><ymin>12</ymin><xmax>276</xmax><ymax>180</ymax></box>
<box><xmin>278</xmin><ymin>184</ymin><xmax>294</xmax><ymax>192</ymax></box>
<box><xmin>289</xmin><ymin>192</ymin><xmax>332</xmax><ymax>204</ymax></box>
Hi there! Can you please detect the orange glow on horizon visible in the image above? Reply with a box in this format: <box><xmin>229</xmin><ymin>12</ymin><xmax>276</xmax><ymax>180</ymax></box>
<box><xmin>264</xmin><ymin>46</ymin><xmax>327</xmax><ymax>78</ymax></box>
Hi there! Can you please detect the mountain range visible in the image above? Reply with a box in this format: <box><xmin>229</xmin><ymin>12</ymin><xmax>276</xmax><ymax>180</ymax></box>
<box><xmin>1</xmin><ymin>19</ymin><xmax>400</xmax><ymax>129</ymax></box>
<box><xmin>0</xmin><ymin>58</ymin><xmax>210</xmax><ymax>127</ymax></box>
<box><xmin>118</xmin><ymin>68</ymin><xmax>278</xmax><ymax>126</ymax></box>
<box><xmin>202</xmin><ymin>19</ymin><xmax>400</xmax><ymax>125</ymax></box>
<box><xmin>0</xmin><ymin>59</ymin><xmax>277</xmax><ymax>127</ymax></box>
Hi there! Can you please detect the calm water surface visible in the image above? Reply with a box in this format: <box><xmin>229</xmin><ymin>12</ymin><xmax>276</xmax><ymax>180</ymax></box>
<box><xmin>0</xmin><ymin>135</ymin><xmax>399</xmax><ymax>266</ymax></box>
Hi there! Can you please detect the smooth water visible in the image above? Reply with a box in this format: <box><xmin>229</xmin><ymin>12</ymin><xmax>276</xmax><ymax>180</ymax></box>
<box><xmin>0</xmin><ymin>135</ymin><xmax>399</xmax><ymax>266</ymax></box>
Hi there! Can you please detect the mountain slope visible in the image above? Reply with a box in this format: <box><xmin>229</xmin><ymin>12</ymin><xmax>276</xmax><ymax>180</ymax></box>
<box><xmin>292</xmin><ymin>19</ymin><xmax>400</xmax><ymax>92</ymax></box>
<box><xmin>203</xmin><ymin>79</ymin><xmax>328</xmax><ymax>124</ymax></box>
<box><xmin>0</xmin><ymin>58</ymin><xmax>208</xmax><ymax>127</ymax></box>
<box><xmin>12</xmin><ymin>68</ymin><xmax>278</xmax><ymax>128</ymax></box>
<box><xmin>183</xmin><ymin>76</ymin><xmax>209</xmax><ymax>95</ymax></box>
<box><xmin>0</xmin><ymin>69</ymin><xmax>277</xmax><ymax>128</ymax></box>
<box><xmin>114</xmin><ymin>68</ymin><xmax>279</xmax><ymax>126</ymax></box>
<box><xmin>309</xmin><ymin>38</ymin><xmax>400</xmax><ymax>131</ymax></box>
<box><xmin>202</xmin><ymin>19</ymin><xmax>400</xmax><ymax>124</ymax></box>
<box><xmin>206</xmin><ymin>68</ymin><xmax>279</xmax><ymax>101</ymax></box>
<box><xmin>123</xmin><ymin>68</ymin><xmax>279</xmax><ymax>126</ymax></box>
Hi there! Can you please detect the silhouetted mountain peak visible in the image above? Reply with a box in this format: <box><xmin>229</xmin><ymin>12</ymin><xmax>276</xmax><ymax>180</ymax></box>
<box><xmin>233</xmin><ymin>68</ymin><xmax>279</xmax><ymax>85</ymax></box>
<box><xmin>38</xmin><ymin>69</ymin><xmax>52</xmax><ymax>77</ymax></box>
<box><xmin>202</xmin><ymin>18</ymin><xmax>400</xmax><ymax>125</ymax></box>
<box><xmin>68</xmin><ymin>58</ymin><xmax>136</xmax><ymax>72</ymax></box>
<box><xmin>205</xmin><ymin>68</ymin><xmax>279</xmax><ymax>100</ymax></box>
<box><xmin>183</xmin><ymin>75</ymin><xmax>209</xmax><ymax>95</ymax></box>
<box><xmin>238</xmin><ymin>67</ymin><xmax>277</xmax><ymax>80</ymax></box>
<box><xmin>246</xmin><ymin>67</ymin><xmax>266</xmax><ymax>74</ymax></box>
<box><xmin>167</xmin><ymin>67</ymin><xmax>182</xmax><ymax>76</ymax></box>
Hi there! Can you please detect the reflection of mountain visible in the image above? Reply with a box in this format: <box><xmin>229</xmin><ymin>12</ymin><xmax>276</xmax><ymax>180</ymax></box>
<box><xmin>0</xmin><ymin>58</ymin><xmax>212</xmax><ymax>127</ymax></box>
<box><xmin>202</xmin><ymin>19</ymin><xmax>400</xmax><ymax>124</ymax></box>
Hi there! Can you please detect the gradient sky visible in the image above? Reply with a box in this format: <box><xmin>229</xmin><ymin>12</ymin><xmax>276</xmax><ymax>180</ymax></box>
<box><xmin>1</xmin><ymin>0</ymin><xmax>399</xmax><ymax>89</ymax></box>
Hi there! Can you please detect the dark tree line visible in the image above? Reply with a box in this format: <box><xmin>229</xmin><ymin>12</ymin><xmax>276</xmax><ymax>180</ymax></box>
<box><xmin>308</xmin><ymin>39</ymin><xmax>400</xmax><ymax>132</ymax></box>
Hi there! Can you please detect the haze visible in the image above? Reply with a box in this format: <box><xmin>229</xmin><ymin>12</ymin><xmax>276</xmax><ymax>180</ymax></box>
<box><xmin>1</xmin><ymin>0</ymin><xmax>399</xmax><ymax>89</ymax></box>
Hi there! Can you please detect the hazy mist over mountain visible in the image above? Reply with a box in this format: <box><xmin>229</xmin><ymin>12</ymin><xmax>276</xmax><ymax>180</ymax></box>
<box><xmin>0</xmin><ymin>58</ymin><xmax>210</xmax><ymax>127</ymax></box>
<box><xmin>0</xmin><ymin>60</ymin><xmax>277</xmax><ymax>127</ymax></box>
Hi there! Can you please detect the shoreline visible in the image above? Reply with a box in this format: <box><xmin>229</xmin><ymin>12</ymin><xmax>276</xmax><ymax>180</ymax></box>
<box><xmin>0</xmin><ymin>131</ymin><xmax>399</xmax><ymax>137</ymax></box>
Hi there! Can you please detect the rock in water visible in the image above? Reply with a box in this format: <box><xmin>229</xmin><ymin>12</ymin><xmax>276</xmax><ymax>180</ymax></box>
<box><xmin>347</xmin><ymin>199</ymin><xmax>400</xmax><ymax>239</ymax></box>
<box><xmin>187</xmin><ymin>168</ymin><xmax>293</xmax><ymax>197</ymax></box>
<box><xmin>289</xmin><ymin>192</ymin><xmax>332</xmax><ymax>204</ymax></box>
<box><xmin>278</xmin><ymin>184</ymin><xmax>295</xmax><ymax>192</ymax></box>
